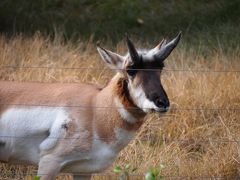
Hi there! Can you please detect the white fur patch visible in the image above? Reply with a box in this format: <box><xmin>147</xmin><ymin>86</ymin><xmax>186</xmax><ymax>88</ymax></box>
<box><xmin>88</xmin><ymin>128</ymin><xmax>134</xmax><ymax>170</ymax></box>
<box><xmin>56</xmin><ymin>127</ymin><xmax>136</xmax><ymax>173</ymax></box>
<box><xmin>0</xmin><ymin>107</ymin><xmax>69</xmax><ymax>164</ymax></box>
<box><xmin>39</xmin><ymin>109</ymin><xmax>69</xmax><ymax>151</ymax></box>
<box><xmin>128</xmin><ymin>83</ymin><xmax>159</xmax><ymax>113</ymax></box>
<box><xmin>125</xmin><ymin>50</ymin><xmax>156</xmax><ymax>62</ymax></box>
<box><xmin>141</xmin><ymin>50</ymin><xmax>156</xmax><ymax>62</ymax></box>
<box><xmin>92</xmin><ymin>133</ymin><xmax>116</xmax><ymax>160</ymax></box>
<box><xmin>63</xmin><ymin>132</ymin><xmax>117</xmax><ymax>173</ymax></box>
<box><xmin>115</xmin><ymin>127</ymin><xmax>135</xmax><ymax>148</ymax></box>
<box><xmin>114</xmin><ymin>97</ymin><xmax>137</xmax><ymax>124</ymax></box>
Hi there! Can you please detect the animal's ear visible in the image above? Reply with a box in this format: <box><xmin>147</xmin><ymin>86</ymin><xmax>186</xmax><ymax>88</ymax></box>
<box><xmin>97</xmin><ymin>46</ymin><xmax>124</xmax><ymax>71</ymax></box>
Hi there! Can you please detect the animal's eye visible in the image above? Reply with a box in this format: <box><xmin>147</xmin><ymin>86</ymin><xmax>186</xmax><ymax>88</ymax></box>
<box><xmin>127</xmin><ymin>69</ymin><xmax>137</xmax><ymax>77</ymax></box>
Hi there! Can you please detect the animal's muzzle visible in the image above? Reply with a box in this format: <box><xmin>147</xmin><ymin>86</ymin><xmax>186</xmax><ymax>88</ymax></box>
<box><xmin>154</xmin><ymin>98</ymin><xmax>170</xmax><ymax>112</ymax></box>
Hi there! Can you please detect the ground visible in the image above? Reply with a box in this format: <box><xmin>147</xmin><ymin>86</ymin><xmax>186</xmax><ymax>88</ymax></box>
<box><xmin>0</xmin><ymin>34</ymin><xmax>239</xmax><ymax>179</ymax></box>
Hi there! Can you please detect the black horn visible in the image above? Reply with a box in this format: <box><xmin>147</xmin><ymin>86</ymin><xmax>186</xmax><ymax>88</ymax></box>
<box><xmin>154</xmin><ymin>32</ymin><xmax>182</xmax><ymax>61</ymax></box>
<box><xmin>126</xmin><ymin>35</ymin><xmax>140</xmax><ymax>64</ymax></box>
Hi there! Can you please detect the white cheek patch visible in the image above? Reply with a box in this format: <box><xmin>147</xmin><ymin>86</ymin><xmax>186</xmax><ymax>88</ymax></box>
<box><xmin>114</xmin><ymin>97</ymin><xmax>137</xmax><ymax>124</ymax></box>
<box><xmin>128</xmin><ymin>82</ymin><xmax>158</xmax><ymax>113</ymax></box>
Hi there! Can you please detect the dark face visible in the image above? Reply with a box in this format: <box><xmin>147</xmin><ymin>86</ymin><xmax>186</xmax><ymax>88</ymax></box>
<box><xmin>124</xmin><ymin>32</ymin><xmax>181</xmax><ymax>113</ymax></box>
<box><xmin>126</xmin><ymin>59</ymin><xmax>170</xmax><ymax>113</ymax></box>
<box><xmin>141</xmin><ymin>71</ymin><xmax>170</xmax><ymax>112</ymax></box>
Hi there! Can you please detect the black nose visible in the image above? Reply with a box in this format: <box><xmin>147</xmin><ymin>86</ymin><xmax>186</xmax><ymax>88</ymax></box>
<box><xmin>154</xmin><ymin>98</ymin><xmax>169</xmax><ymax>109</ymax></box>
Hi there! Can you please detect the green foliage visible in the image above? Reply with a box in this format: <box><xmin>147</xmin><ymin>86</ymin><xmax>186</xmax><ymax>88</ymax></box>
<box><xmin>145</xmin><ymin>164</ymin><xmax>165</xmax><ymax>180</ymax></box>
<box><xmin>114</xmin><ymin>163</ymin><xmax>167</xmax><ymax>180</ymax></box>
<box><xmin>114</xmin><ymin>165</ymin><xmax>123</xmax><ymax>173</ymax></box>
<box><xmin>34</xmin><ymin>176</ymin><xmax>41</xmax><ymax>180</ymax></box>
<box><xmin>114</xmin><ymin>164</ymin><xmax>137</xmax><ymax>180</ymax></box>
<box><xmin>0</xmin><ymin>0</ymin><xmax>239</xmax><ymax>48</ymax></box>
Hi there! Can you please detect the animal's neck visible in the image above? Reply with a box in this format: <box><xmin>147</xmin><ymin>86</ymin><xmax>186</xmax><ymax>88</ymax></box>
<box><xmin>113</xmin><ymin>74</ymin><xmax>146</xmax><ymax>123</ymax></box>
<box><xmin>93</xmin><ymin>73</ymin><xmax>146</xmax><ymax>143</ymax></box>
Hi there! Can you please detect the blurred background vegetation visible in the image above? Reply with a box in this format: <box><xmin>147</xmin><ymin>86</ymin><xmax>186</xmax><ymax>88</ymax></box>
<box><xmin>0</xmin><ymin>0</ymin><xmax>239</xmax><ymax>49</ymax></box>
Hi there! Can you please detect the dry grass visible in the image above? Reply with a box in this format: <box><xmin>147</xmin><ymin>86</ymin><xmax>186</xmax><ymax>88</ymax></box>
<box><xmin>0</xmin><ymin>34</ymin><xmax>239</xmax><ymax>180</ymax></box>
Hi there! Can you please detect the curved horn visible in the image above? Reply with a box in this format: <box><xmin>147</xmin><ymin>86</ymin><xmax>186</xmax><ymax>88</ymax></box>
<box><xmin>126</xmin><ymin>35</ymin><xmax>140</xmax><ymax>64</ymax></box>
<box><xmin>154</xmin><ymin>32</ymin><xmax>182</xmax><ymax>61</ymax></box>
<box><xmin>153</xmin><ymin>38</ymin><xmax>167</xmax><ymax>51</ymax></box>
<box><xmin>148</xmin><ymin>38</ymin><xmax>167</xmax><ymax>55</ymax></box>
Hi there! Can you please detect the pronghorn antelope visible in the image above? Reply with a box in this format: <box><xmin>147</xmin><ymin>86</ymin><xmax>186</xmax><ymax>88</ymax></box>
<box><xmin>0</xmin><ymin>33</ymin><xmax>181</xmax><ymax>180</ymax></box>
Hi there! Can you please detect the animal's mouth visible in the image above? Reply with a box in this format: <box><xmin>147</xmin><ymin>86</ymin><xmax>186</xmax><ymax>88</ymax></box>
<box><xmin>155</xmin><ymin>106</ymin><xmax>170</xmax><ymax>113</ymax></box>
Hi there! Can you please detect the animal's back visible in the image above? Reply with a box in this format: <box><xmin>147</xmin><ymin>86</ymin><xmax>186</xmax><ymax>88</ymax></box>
<box><xmin>0</xmin><ymin>81</ymin><xmax>101</xmax><ymax>110</ymax></box>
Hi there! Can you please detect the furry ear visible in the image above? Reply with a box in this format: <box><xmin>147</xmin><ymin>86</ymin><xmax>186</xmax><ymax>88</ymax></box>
<box><xmin>97</xmin><ymin>46</ymin><xmax>124</xmax><ymax>71</ymax></box>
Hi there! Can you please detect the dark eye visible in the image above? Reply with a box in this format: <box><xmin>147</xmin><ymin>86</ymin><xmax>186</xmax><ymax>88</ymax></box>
<box><xmin>127</xmin><ymin>69</ymin><xmax>137</xmax><ymax>77</ymax></box>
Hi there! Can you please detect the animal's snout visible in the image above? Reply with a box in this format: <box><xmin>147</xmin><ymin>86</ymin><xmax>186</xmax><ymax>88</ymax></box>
<box><xmin>148</xmin><ymin>92</ymin><xmax>170</xmax><ymax>112</ymax></box>
<box><xmin>154</xmin><ymin>97</ymin><xmax>170</xmax><ymax>112</ymax></box>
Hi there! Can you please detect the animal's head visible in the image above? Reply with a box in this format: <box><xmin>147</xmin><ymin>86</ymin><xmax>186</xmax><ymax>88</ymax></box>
<box><xmin>97</xmin><ymin>33</ymin><xmax>181</xmax><ymax>113</ymax></box>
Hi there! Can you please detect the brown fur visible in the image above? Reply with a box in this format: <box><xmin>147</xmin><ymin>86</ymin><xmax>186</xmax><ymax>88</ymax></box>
<box><xmin>93</xmin><ymin>74</ymin><xmax>145</xmax><ymax>143</ymax></box>
<box><xmin>0</xmin><ymin>74</ymin><xmax>146</xmax><ymax>147</ymax></box>
<box><xmin>0</xmin><ymin>81</ymin><xmax>99</xmax><ymax>110</ymax></box>
<box><xmin>0</xmin><ymin>81</ymin><xmax>99</xmax><ymax>158</ymax></box>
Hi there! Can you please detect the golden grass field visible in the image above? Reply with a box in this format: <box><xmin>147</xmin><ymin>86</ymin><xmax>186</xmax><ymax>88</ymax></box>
<box><xmin>0</xmin><ymin>34</ymin><xmax>239</xmax><ymax>180</ymax></box>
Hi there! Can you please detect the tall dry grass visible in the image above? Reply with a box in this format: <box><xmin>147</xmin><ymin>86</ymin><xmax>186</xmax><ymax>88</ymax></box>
<box><xmin>0</xmin><ymin>34</ymin><xmax>239</xmax><ymax>180</ymax></box>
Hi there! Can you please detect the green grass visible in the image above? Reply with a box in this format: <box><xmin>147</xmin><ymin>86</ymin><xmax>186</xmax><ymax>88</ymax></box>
<box><xmin>0</xmin><ymin>0</ymin><xmax>240</xmax><ymax>49</ymax></box>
